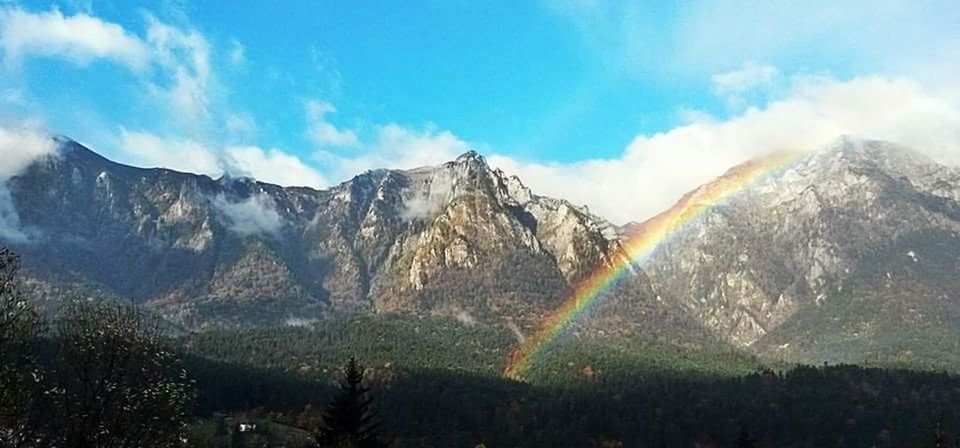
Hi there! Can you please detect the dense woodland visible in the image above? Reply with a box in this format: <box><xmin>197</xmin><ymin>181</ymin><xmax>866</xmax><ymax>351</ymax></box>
<box><xmin>185</xmin><ymin>325</ymin><xmax>960</xmax><ymax>447</ymax></box>
<box><xmin>5</xmin><ymin>247</ymin><xmax>960</xmax><ymax>447</ymax></box>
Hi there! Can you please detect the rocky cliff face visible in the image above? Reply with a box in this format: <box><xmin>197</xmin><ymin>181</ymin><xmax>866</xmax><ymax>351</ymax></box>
<box><xmin>643</xmin><ymin>138</ymin><xmax>960</xmax><ymax>364</ymax></box>
<box><xmin>7</xmin><ymin>136</ymin><xmax>960</xmax><ymax>367</ymax></box>
<box><xmin>4</xmin><ymin>140</ymin><xmax>630</xmax><ymax>329</ymax></box>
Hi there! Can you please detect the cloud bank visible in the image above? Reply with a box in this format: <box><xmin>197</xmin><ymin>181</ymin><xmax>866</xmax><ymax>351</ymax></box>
<box><xmin>305</xmin><ymin>100</ymin><xmax>358</xmax><ymax>148</ymax></box>
<box><xmin>545</xmin><ymin>0</ymin><xmax>960</xmax><ymax>79</ymax></box>
<box><xmin>224</xmin><ymin>146</ymin><xmax>328</xmax><ymax>188</ymax></box>
<box><xmin>0</xmin><ymin>6</ymin><xmax>333</xmax><ymax>193</ymax></box>
<box><xmin>490</xmin><ymin>75</ymin><xmax>960</xmax><ymax>224</ymax></box>
<box><xmin>143</xmin><ymin>16</ymin><xmax>214</xmax><ymax>131</ymax></box>
<box><xmin>5</xmin><ymin>2</ymin><xmax>958</xmax><ymax>233</ymax></box>
<box><xmin>711</xmin><ymin>62</ymin><xmax>781</xmax><ymax>109</ymax></box>
<box><xmin>402</xmin><ymin>171</ymin><xmax>455</xmax><ymax>221</ymax></box>
<box><xmin>119</xmin><ymin>130</ymin><xmax>222</xmax><ymax>176</ymax></box>
<box><xmin>314</xmin><ymin>120</ymin><xmax>473</xmax><ymax>182</ymax></box>
<box><xmin>0</xmin><ymin>7</ymin><xmax>150</xmax><ymax>70</ymax></box>
<box><xmin>0</xmin><ymin>7</ymin><xmax>216</xmax><ymax>129</ymax></box>
<box><xmin>211</xmin><ymin>193</ymin><xmax>283</xmax><ymax>237</ymax></box>
<box><xmin>119</xmin><ymin>130</ymin><xmax>327</xmax><ymax>188</ymax></box>
<box><xmin>0</xmin><ymin>123</ymin><xmax>57</xmax><ymax>243</ymax></box>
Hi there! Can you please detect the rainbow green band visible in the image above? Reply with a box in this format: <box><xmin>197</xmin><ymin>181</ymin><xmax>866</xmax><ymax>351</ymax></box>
<box><xmin>503</xmin><ymin>151</ymin><xmax>804</xmax><ymax>380</ymax></box>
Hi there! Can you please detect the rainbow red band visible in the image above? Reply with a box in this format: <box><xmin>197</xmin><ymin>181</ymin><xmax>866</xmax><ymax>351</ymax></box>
<box><xmin>503</xmin><ymin>151</ymin><xmax>804</xmax><ymax>380</ymax></box>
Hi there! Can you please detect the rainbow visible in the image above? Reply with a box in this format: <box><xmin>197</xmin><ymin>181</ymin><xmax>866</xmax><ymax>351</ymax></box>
<box><xmin>503</xmin><ymin>151</ymin><xmax>805</xmax><ymax>380</ymax></box>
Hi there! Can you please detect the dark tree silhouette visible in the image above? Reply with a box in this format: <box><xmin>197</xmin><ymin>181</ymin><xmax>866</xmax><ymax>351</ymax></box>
<box><xmin>213</xmin><ymin>415</ymin><xmax>229</xmax><ymax>448</ymax></box>
<box><xmin>735</xmin><ymin>425</ymin><xmax>756</xmax><ymax>448</ymax></box>
<box><xmin>0</xmin><ymin>248</ymin><xmax>44</xmax><ymax>447</ymax></box>
<box><xmin>52</xmin><ymin>302</ymin><xmax>193</xmax><ymax>448</ymax></box>
<box><xmin>315</xmin><ymin>357</ymin><xmax>381</xmax><ymax>448</ymax></box>
<box><xmin>934</xmin><ymin>418</ymin><xmax>947</xmax><ymax>448</ymax></box>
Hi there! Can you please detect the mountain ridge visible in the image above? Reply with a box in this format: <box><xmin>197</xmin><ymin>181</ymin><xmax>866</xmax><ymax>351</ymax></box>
<box><xmin>642</xmin><ymin>138</ymin><xmax>960</xmax><ymax>365</ymax></box>
<box><xmin>5</xmin><ymin>136</ymin><xmax>960</xmax><ymax>369</ymax></box>
<box><xmin>5</xmin><ymin>137</ymin><xmax>639</xmax><ymax>333</ymax></box>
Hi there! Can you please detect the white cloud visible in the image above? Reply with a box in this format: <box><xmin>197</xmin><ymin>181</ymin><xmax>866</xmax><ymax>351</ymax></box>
<box><xmin>145</xmin><ymin>16</ymin><xmax>213</xmax><ymax>130</ymax></box>
<box><xmin>401</xmin><ymin>170</ymin><xmax>455</xmax><ymax>221</ymax></box>
<box><xmin>0</xmin><ymin>186</ymin><xmax>27</xmax><ymax>243</ymax></box>
<box><xmin>0</xmin><ymin>122</ymin><xmax>56</xmax><ymax>178</ymax></box>
<box><xmin>122</xmin><ymin>112</ymin><xmax>471</xmax><ymax>195</ymax></box>
<box><xmin>711</xmin><ymin>62</ymin><xmax>781</xmax><ymax>108</ymax></box>
<box><xmin>211</xmin><ymin>193</ymin><xmax>283</xmax><ymax>237</ymax></box>
<box><xmin>303</xmin><ymin>99</ymin><xmax>475</xmax><ymax>185</ymax></box>
<box><xmin>0</xmin><ymin>122</ymin><xmax>57</xmax><ymax>243</ymax></box>
<box><xmin>223</xmin><ymin>145</ymin><xmax>327</xmax><ymax>188</ymax></box>
<box><xmin>372</xmin><ymin>124</ymin><xmax>471</xmax><ymax>168</ymax></box>
<box><xmin>224</xmin><ymin>112</ymin><xmax>256</xmax><ymax>139</ymax></box>
<box><xmin>546</xmin><ymin>0</ymin><xmax>960</xmax><ymax>80</ymax></box>
<box><xmin>316</xmin><ymin>123</ymin><xmax>472</xmax><ymax>182</ymax></box>
<box><xmin>0</xmin><ymin>6</ymin><xmax>220</xmax><ymax>135</ymax></box>
<box><xmin>119</xmin><ymin>129</ymin><xmax>221</xmax><ymax>175</ymax></box>
<box><xmin>0</xmin><ymin>6</ymin><xmax>468</xmax><ymax>199</ymax></box>
<box><xmin>0</xmin><ymin>7</ymin><xmax>151</xmax><ymax>70</ymax></box>
<box><xmin>118</xmin><ymin>130</ymin><xmax>326</xmax><ymax>188</ymax></box>
<box><xmin>673</xmin><ymin>106</ymin><xmax>714</xmax><ymax>125</ymax></box>
<box><xmin>490</xmin><ymin>75</ymin><xmax>960</xmax><ymax>224</ymax></box>
<box><xmin>305</xmin><ymin>100</ymin><xmax>358</xmax><ymax>148</ymax></box>
<box><xmin>0</xmin><ymin>6</ymin><xmax>328</xmax><ymax>196</ymax></box>
<box><xmin>674</xmin><ymin>0</ymin><xmax>960</xmax><ymax>76</ymax></box>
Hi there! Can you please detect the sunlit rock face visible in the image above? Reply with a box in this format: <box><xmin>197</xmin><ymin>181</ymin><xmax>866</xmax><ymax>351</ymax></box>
<box><xmin>643</xmin><ymin>138</ymin><xmax>960</xmax><ymax>363</ymax></box>
<box><xmin>5</xmin><ymin>140</ymin><xmax>627</xmax><ymax>329</ymax></box>
<box><xmin>8</xmin><ymin>136</ymin><xmax>960</xmax><ymax>366</ymax></box>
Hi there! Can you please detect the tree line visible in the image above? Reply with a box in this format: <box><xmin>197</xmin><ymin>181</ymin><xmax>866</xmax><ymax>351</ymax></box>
<box><xmin>0</xmin><ymin>248</ymin><xmax>381</xmax><ymax>448</ymax></box>
<box><xmin>9</xmin><ymin>243</ymin><xmax>960</xmax><ymax>447</ymax></box>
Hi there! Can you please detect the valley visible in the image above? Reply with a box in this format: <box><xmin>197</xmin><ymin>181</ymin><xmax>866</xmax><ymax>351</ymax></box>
<box><xmin>3</xmin><ymin>136</ymin><xmax>960</xmax><ymax>446</ymax></box>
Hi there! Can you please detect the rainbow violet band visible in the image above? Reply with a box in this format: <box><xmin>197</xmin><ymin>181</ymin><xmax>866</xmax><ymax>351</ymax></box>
<box><xmin>503</xmin><ymin>151</ymin><xmax>805</xmax><ymax>380</ymax></box>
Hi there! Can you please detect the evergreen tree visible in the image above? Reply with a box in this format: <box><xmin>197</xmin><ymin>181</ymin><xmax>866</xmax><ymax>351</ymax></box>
<box><xmin>213</xmin><ymin>415</ymin><xmax>229</xmax><ymax>448</ymax></box>
<box><xmin>934</xmin><ymin>418</ymin><xmax>946</xmax><ymax>448</ymax></box>
<box><xmin>315</xmin><ymin>357</ymin><xmax>381</xmax><ymax>448</ymax></box>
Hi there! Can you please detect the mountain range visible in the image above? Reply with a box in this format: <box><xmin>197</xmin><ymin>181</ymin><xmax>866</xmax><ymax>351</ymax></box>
<box><xmin>4</xmin><ymin>136</ymin><xmax>960</xmax><ymax>369</ymax></box>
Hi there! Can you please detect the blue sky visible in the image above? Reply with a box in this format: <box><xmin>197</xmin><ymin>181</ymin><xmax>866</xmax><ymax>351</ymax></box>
<box><xmin>1</xmin><ymin>0</ymin><xmax>959</xmax><ymax>222</ymax></box>
<box><xmin>4</xmin><ymin>0</ymin><xmax>700</xmax><ymax>161</ymax></box>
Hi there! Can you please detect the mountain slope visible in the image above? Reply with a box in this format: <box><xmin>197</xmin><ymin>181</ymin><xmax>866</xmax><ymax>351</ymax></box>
<box><xmin>5</xmin><ymin>139</ymin><xmax>658</xmax><ymax>334</ymax></box>
<box><xmin>643</xmin><ymin>138</ymin><xmax>960</xmax><ymax>366</ymax></box>
<box><xmin>7</xmin><ymin>135</ymin><xmax>960</xmax><ymax>370</ymax></box>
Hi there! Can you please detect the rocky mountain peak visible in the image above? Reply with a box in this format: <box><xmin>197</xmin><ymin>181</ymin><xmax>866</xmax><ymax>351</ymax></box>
<box><xmin>5</xmin><ymin>139</ymin><xmax>633</xmax><ymax>328</ymax></box>
<box><xmin>7</xmin><ymin>133</ymin><xmax>960</xmax><ymax>372</ymax></box>
<box><xmin>47</xmin><ymin>137</ymin><xmax>104</xmax><ymax>167</ymax></box>
<box><xmin>454</xmin><ymin>150</ymin><xmax>485</xmax><ymax>164</ymax></box>
<box><xmin>799</xmin><ymin>137</ymin><xmax>936</xmax><ymax>179</ymax></box>
<box><xmin>395</xmin><ymin>149</ymin><xmax>626</xmax><ymax>291</ymax></box>
<box><xmin>643</xmin><ymin>137</ymin><xmax>960</xmax><ymax>355</ymax></box>
<box><xmin>8</xmin><ymin>134</ymin><xmax>960</xmax><ymax>368</ymax></box>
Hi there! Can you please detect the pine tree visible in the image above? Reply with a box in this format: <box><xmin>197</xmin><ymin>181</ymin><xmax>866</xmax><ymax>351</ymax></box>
<box><xmin>213</xmin><ymin>415</ymin><xmax>229</xmax><ymax>448</ymax></box>
<box><xmin>934</xmin><ymin>418</ymin><xmax>946</xmax><ymax>448</ymax></box>
<box><xmin>315</xmin><ymin>357</ymin><xmax>381</xmax><ymax>448</ymax></box>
